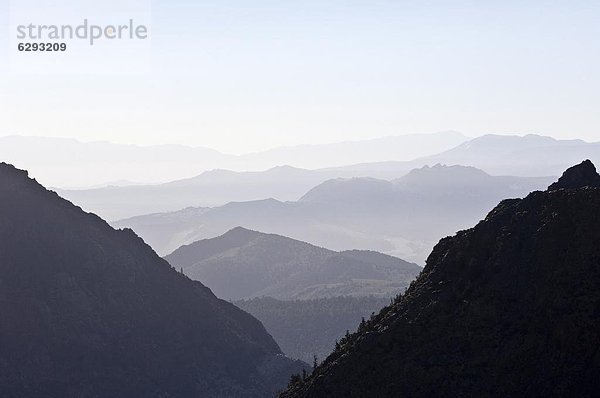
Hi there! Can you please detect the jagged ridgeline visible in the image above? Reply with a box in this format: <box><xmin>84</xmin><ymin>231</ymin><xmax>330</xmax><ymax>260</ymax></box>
<box><xmin>282</xmin><ymin>160</ymin><xmax>600</xmax><ymax>398</ymax></box>
<box><xmin>0</xmin><ymin>163</ymin><xmax>305</xmax><ymax>398</ymax></box>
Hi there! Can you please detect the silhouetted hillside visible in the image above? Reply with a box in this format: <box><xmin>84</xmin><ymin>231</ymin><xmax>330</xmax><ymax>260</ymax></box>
<box><xmin>235</xmin><ymin>296</ymin><xmax>390</xmax><ymax>363</ymax></box>
<box><xmin>281</xmin><ymin>160</ymin><xmax>600</xmax><ymax>398</ymax></box>
<box><xmin>165</xmin><ymin>228</ymin><xmax>421</xmax><ymax>300</ymax></box>
<box><xmin>0</xmin><ymin>163</ymin><xmax>304</xmax><ymax>398</ymax></box>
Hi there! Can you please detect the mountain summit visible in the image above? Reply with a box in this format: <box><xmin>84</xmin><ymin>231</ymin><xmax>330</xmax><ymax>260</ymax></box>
<box><xmin>282</xmin><ymin>161</ymin><xmax>600</xmax><ymax>397</ymax></box>
<box><xmin>0</xmin><ymin>163</ymin><xmax>304</xmax><ymax>397</ymax></box>
<box><xmin>548</xmin><ymin>159</ymin><xmax>600</xmax><ymax>191</ymax></box>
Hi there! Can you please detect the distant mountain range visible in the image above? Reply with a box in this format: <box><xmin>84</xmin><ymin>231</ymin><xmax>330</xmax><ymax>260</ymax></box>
<box><xmin>4</xmin><ymin>134</ymin><xmax>598</xmax><ymax>195</ymax></box>
<box><xmin>239</xmin><ymin>131</ymin><xmax>469</xmax><ymax>171</ymax></box>
<box><xmin>116</xmin><ymin>165</ymin><xmax>553</xmax><ymax>263</ymax></box>
<box><xmin>0</xmin><ymin>135</ymin><xmax>230</xmax><ymax>188</ymax></box>
<box><xmin>54</xmin><ymin>133</ymin><xmax>600</xmax><ymax>221</ymax></box>
<box><xmin>282</xmin><ymin>160</ymin><xmax>600</xmax><ymax>397</ymax></box>
<box><xmin>331</xmin><ymin>133</ymin><xmax>600</xmax><ymax>178</ymax></box>
<box><xmin>57</xmin><ymin>166</ymin><xmax>354</xmax><ymax>220</ymax></box>
<box><xmin>0</xmin><ymin>162</ymin><xmax>305</xmax><ymax>397</ymax></box>
<box><xmin>0</xmin><ymin>131</ymin><xmax>468</xmax><ymax>188</ymax></box>
<box><xmin>164</xmin><ymin>227</ymin><xmax>421</xmax><ymax>300</ymax></box>
<box><xmin>416</xmin><ymin>133</ymin><xmax>600</xmax><ymax>176</ymax></box>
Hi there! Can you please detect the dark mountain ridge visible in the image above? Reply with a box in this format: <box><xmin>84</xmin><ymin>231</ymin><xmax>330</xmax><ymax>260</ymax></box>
<box><xmin>548</xmin><ymin>159</ymin><xmax>600</xmax><ymax>190</ymax></box>
<box><xmin>282</xmin><ymin>160</ymin><xmax>600</xmax><ymax>397</ymax></box>
<box><xmin>0</xmin><ymin>162</ymin><xmax>304</xmax><ymax>398</ymax></box>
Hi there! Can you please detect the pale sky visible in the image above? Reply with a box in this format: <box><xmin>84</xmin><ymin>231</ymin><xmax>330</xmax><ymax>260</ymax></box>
<box><xmin>0</xmin><ymin>0</ymin><xmax>598</xmax><ymax>154</ymax></box>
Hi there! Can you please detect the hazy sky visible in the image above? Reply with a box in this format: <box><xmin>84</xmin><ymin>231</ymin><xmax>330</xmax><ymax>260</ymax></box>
<box><xmin>0</xmin><ymin>0</ymin><xmax>598</xmax><ymax>154</ymax></box>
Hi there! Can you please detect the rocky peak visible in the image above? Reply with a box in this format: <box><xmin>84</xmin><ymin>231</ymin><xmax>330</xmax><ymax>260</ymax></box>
<box><xmin>548</xmin><ymin>159</ymin><xmax>600</xmax><ymax>191</ymax></box>
<box><xmin>0</xmin><ymin>162</ymin><xmax>31</xmax><ymax>185</ymax></box>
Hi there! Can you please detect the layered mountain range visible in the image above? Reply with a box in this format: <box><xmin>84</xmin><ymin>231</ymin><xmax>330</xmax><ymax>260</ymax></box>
<box><xmin>117</xmin><ymin>164</ymin><xmax>553</xmax><ymax>263</ymax></box>
<box><xmin>1</xmin><ymin>131</ymin><xmax>468</xmax><ymax>188</ymax></box>
<box><xmin>329</xmin><ymin>133</ymin><xmax>600</xmax><ymax>178</ymax></box>
<box><xmin>52</xmin><ymin>133</ymin><xmax>600</xmax><ymax>221</ymax></box>
<box><xmin>57</xmin><ymin>166</ymin><xmax>350</xmax><ymax>221</ymax></box>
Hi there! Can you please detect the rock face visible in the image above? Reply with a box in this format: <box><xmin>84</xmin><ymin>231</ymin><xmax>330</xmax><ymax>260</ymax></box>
<box><xmin>0</xmin><ymin>163</ymin><xmax>304</xmax><ymax>398</ymax></box>
<box><xmin>281</xmin><ymin>160</ymin><xmax>600</xmax><ymax>398</ymax></box>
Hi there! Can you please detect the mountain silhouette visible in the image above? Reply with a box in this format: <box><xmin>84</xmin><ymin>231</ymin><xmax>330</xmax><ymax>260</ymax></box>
<box><xmin>165</xmin><ymin>227</ymin><xmax>421</xmax><ymax>300</ymax></box>
<box><xmin>548</xmin><ymin>159</ymin><xmax>600</xmax><ymax>190</ymax></box>
<box><xmin>282</xmin><ymin>160</ymin><xmax>600</xmax><ymax>397</ymax></box>
<box><xmin>0</xmin><ymin>163</ymin><xmax>304</xmax><ymax>398</ymax></box>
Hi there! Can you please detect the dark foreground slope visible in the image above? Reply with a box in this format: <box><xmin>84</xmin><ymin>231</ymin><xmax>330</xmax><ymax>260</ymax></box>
<box><xmin>281</xmin><ymin>160</ymin><xmax>600</xmax><ymax>398</ymax></box>
<box><xmin>0</xmin><ymin>163</ymin><xmax>304</xmax><ymax>398</ymax></box>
